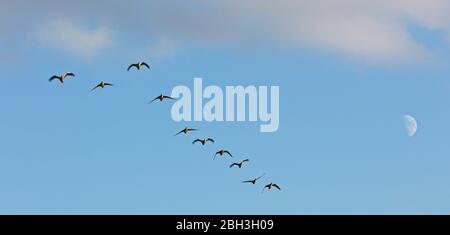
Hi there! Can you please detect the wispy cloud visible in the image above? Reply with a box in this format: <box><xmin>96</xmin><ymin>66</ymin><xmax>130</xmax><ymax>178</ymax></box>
<box><xmin>212</xmin><ymin>0</ymin><xmax>450</xmax><ymax>63</ymax></box>
<box><xmin>3</xmin><ymin>0</ymin><xmax>450</xmax><ymax>64</ymax></box>
<box><xmin>36</xmin><ymin>20</ymin><xmax>113</xmax><ymax>59</ymax></box>
<box><xmin>148</xmin><ymin>39</ymin><xmax>178</xmax><ymax>60</ymax></box>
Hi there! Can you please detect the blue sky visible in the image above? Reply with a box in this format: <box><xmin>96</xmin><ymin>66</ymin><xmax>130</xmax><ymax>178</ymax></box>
<box><xmin>1</xmin><ymin>0</ymin><xmax>450</xmax><ymax>214</ymax></box>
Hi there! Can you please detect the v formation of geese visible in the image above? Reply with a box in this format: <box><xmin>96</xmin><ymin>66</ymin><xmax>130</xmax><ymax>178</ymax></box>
<box><xmin>48</xmin><ymin>60</ymin><xmax>281</xmax><ymax>193</ymax></box>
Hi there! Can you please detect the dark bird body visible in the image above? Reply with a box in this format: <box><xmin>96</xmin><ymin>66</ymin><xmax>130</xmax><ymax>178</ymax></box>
<box><xmin>214</xmin><ymin>149</ymin><xmax>232</xmax><ymax>160</ymax></box>
<box><xmin>49</xmin><ymin>72</ymin><xmax>75</xmax><ymax>83</ymax></box>
<box><xmin>263</xmin><ymin>183</ymin><xmax>281</xmax><ymax>192</ymax></box>
<box><xmin>149</xmin><ymin>94</ymin><xmax>176</xmax><ymax>103</ymax></box>
<box><xmin>230</xmin><ymin>159</ymin><xmax>249</xmax><ymax>168</ymax></box>
<box><xmin>175</xmin><ymin>127</ymin><xmax>197</xmax><ymax>136</ymax></box>
<box><xmin>192</xmin><ymin>138</ymin><xmax>215</xmax><ymax>145</ymax></box>
<box><xmin>242</xmin><ymin>174</ymin><xmax>265</xmax><ymax>184</ymax></box>
<box><xmin>91</xmin><ymin>81</ymin><xmax>113</xmax><ymax>91</ymax></box>
<box><xmin>127</xmin><ymin>62</ymin><xmax>150</xmax><ymax>71</ymax></box>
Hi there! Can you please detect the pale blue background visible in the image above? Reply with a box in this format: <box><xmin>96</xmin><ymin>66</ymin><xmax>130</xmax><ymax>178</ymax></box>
<box><xmin>1</xmin><ymin>1</ymin><xmax>450</xmax><ymax>214</ymax></box>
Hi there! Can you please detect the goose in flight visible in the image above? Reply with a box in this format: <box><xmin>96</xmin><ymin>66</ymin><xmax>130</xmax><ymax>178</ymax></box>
<box><xmin>174</xmin><ymin>127</ymin><xmax>198</xmax><ymax>136</ymax></box>
<box><xmin>49</xmin><ymin>72</ymin><xmax>75</xmax><ymax>83</ymax></box>
<box><xmin>214</xmin><ymin>149</ymin><xmax>233</xmax><ymax>160</ymax></box>
<box><xmin>263</xmin><ymin>183</ymin><xmax>281</xmax><ymax>192</ymax></box>
<box><xmin>242</xmin><ymin>174</ymin><xmax>265</xmax><ymax>184</ymax></box>
<box><xmin>91</xmin><ymin>81</ymin><xmax>113</xmax><ymax>91</ymax></box>
<box><xmin>149</xmin><ymin>94</ymin><xmax>176</xmax><ymax>103</ymax></box>
<box><xmin>192</xmin><ymin>138</ymin><xmax>215</xmax><ymax>145</ymax></box>
<box><xmin>127</xmin><ymin>62</ymin><xmax>150</xmax><ymax>71</ymax></box>
<box><xmin>229</xmin><ymin>159</ymin><xmax>249</xmax><ymax>168</ymax></box>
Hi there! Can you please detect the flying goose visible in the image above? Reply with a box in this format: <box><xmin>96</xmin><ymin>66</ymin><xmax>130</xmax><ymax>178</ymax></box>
<box><xmin>174</xmin><ymin>127</ymin><xmax>198</xmax><ymax>136</ymax></box>
<box><xmin>242</xmin><ymin>174</ymin><xmax>265</xmax><ymax>184</ymax></box>
<box><xmin>214</xmin><ymin>149</ymin><xmax>233</xmax><ymax>160</ymax></box>
<box><xmin>192</xmin><ymin>138</ymin><xmax>215</xmax><ymax>145</ymax></box>
<box><xmin>49</xmin><ymin>72</ymin><xmax>75</xmax><ymax>83</ymax></box>
<box><xmin>91</xmin><ymin>81</ymin><xmax>113</xmax><ymax>91</ymax></box>
<box><xmin>229</xmin><ymin>159</ymin><xmax>249</xmax><ymax>168</ymax></box>
<box><xmin>127</xmin><ymin>62</ymin><xmax>150</xmax><ymax>71</ymax></box>
<box><xmin>149</xmin><ymin>94</ymin><xmax>176</xmax><ymax>103</ymax></box>
<box><xmin>263</xmin><ymin>183</ymin><xmax>281</xmax><ymax>192</ymax></box>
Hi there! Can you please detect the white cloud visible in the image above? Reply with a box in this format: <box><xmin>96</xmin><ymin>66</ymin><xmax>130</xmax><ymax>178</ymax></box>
<box><xmin>3</xmin><ymin>1</ymin><xmax>450</xmax><ymax>63</ymax></box>
<box><xmin>37</xmin><ymin>20</ymin><xmax>112</xmax><ymax>59</ymax></box>
<box><xmin>211</xmin><ymin>0</ymin><xmax>450</xmax><ymax>63</ymax></box>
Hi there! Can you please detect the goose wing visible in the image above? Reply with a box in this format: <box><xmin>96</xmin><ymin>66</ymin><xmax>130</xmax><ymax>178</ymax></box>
<box><xmin>90</xmin><ymin>84</ymin><xmax>101</xmax><ymax>91</ymax></box>
<box><xmin>255</xmin><ymin>173</ymin><xmax>265</xmax><ymax>181</ymax></box>
<box><xmin>148</xmin><ymin>96</ymin><xmax>160</xmax><ymax>103</ymax></box>
<box><xmin>65</xmin><ymin>72</ymin><xmax>75</xmax><ymax>77</ymax></box>
<box><xmin>272</xmin><ymin>184</ymin><xmax>281</xmax><ymax>190</ymax></box>
<box><xmin>140</xmin><ymin>62</ymin><xmax>150</xmax><ymax>69</ymax></box>
<box><xmin>174</xmin><ymin>129</ymin><xmax>185</xmax><ymax>136</ymax></box>
<box><xmin>213</xmin><ymin>152</ymin><xmax>221</xmax><ymax>160</ymax></box>
<box><xmin>162</xmin><ymin>95</ymin><xmax>176</xmax><ymax>100</ymax></box>
<box><xmin>229</xmin><ymin>163</ymin><xmax>238</xmax><ymax>168</ymax></box>
<box><xmin>224</xmin><ymin>150</ymin><xmax>233</xmax><ymax>157</ymax></box>
<box><xmin>127</xmin><ymin>64</ymin><xmax>138</xmax><ymax>71</ymax></box>
<box><xmin>262</xmin><ymin>184</ymin><xmax>270</xmax><ymax>193</ymax></box>
<box><xmin>49</xmin><ymin>75</ymin><xmax>59</xmax><ymax>82</ymax></box>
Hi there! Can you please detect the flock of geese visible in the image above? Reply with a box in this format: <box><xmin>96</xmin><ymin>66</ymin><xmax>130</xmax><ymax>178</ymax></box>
<box><xmin>49</xmin><ymin>61</ymin><xmax>281</xmax><ymax>193</ymax></box>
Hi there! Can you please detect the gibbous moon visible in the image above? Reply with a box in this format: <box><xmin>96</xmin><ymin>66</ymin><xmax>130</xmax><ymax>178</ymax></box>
<box><xmin>404</xmin><ymin>114</ymin><xmax>417</xmax><ymax>137</ymax></box>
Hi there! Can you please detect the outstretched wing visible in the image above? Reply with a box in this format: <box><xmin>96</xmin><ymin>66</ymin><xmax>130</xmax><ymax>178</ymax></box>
<box><xmin>192</xmin><ymin>139</ymin><xmax>202</xmax><ymax>144</ymax></box>
<box><xmin>65</xmin><ymin>72</ymin><xmax>75</xmax><ymax>77</ymax></box>
<box><xmin>90</xmin><ymin>84</ymin><xmax>101</xmax><ymax>91</ymax></box>
<box><xmin>140</xmin><ymin>62</ymin><xmax>150</xmax><ymax>69</ymax></box>
<box><xmin>255</xmin><ymin>173</ymin><xmax>265</xmax><ymax>181</ymax></box>
<box><xmin>127</xmin><ymin>64</ymin><xmax>137</xmax><ymax>71</ymax></box>
<box><xmin>242</xmin><ymin>180</ymin><xmax>254</xmax><ymax>183</ymax></box>
<box><xmin>229</xmin><ymin>163</ymin><xmax>238</xmax><ymax>168</ymax></box>
<box><xmin>162</xmin><ymin>96</ymin><xmax>176</xmax><ymax>100</ymax></box>
<box><xmin>206</xmin><ymin>138</ymin><xmax>215</xmax><ymax>143</ymax></box>
<box><xmin>49</xmin><ymin>76</ymin><xmax>59</xmax><ymax>82</ymax></box>
<box><xmin>242</xmin><ymin>159</ymin><xmax>249</xmax><ymax>163</ymax></box>
<box><xmin>186</xmin><ymin>128</ymin><xmax>197</xmax><ymax>132</ymax></box>
<box><xmin>272</xmin><ymin>184</ymin><xmax>281</xmax><ymax>190</ymax></box>
<box><xmin>262</xmin><ymin>185</ymin><xmax>270</xmax><ymax>193</ymax></box>
<box><xmin>148</xmin><ymin>96</ymin><xmax>160</xmax><ymax>103</ymax></box>
<box><xmin>213</xmin><ymin>152</ymin><xmax>221</xmax><ymax>160</ymax></box>
<box><xmin>104</xmin><ymin>82</ymin><xmax>113</xmax><ymax>86</ymax></box>
<box><xmin>174</xmin><ymin>129</ymin><xmax>185</xmax><ymax>136</ymax></box>
<box><xmin>224</xmin><ymin>150</ymin><xmax>233</xmax><ymax>157</ymax></box>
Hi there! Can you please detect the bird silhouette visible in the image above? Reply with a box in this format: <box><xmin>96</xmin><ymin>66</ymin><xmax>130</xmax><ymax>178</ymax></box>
<box><xmin>214</xmin><ymin>149</ymin><xmax>233</xmax><ymax>160</ymax></box>
<box><xmin>229</xmin><ymin>159</ymin><xmax>249</xmax><ymax>168</ymax></box>
<box><xmin>262</xmin><ymin>183</ymin><xmax>281</xmax><ymax>192</ymax></box>
<box><xmin>149</xmin><ymin>94</ymin><xmax>176</xmax><ymax>103</ymax></box>
<box><xmin>127</xmin><ymin>62</ymin><xmax>150</xmax><ymax>71</ymax></box>
<box><xmin>174</xmin><ymin>127</ymin><xmax>198</xmax><ymax>136</ymax></box>
<box><xmin>49</xmin><ymin>72</ymin><xmax>75</xmax><ymax>83</ymax></box>
<box><xmin>192</xmin><ymin>138</ymin><xmax>215</xmax><ymax>145</ymax></box>
<box><xmin>242</xmin><ymin>174</ymin><xmax>265</xmax><ymax>184</ymax></box>
<box><xmin>91</xmin><ymin>81</ymin><xmax>113</xmax><ymax>91</ymax></box>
